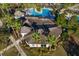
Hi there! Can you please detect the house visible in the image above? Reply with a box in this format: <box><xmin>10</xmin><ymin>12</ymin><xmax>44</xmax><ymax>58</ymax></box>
<box><xmin>0</xmin><ymin>20</ymin><xmax>3</xmax><ymax>28</ymax></box>
<box><xmin>25</xmin><ymin>33</ymin><xmax>51</xmax><ymax>47</ymax></box>
<box><xmin>14</xmin><ymin>11</ymin><xmax>24</xmax><ymax>19</ymax></box>
<box><xmin>20</xmin><ymin>15</ymin><xmax>62</xmax><ymax>48</ymax></box>
<box><xmin>25</xmin><ymin>25</ymin><xmax>62</xmax><ymax>47</ymax></box>
<box><xmin>25</xmin><ymin>7</ymin><xmax>55</xmax><ymax>19</ymax></box>
<box><xmin>20</xmin><ymin>26</ymin><xmax>31</xmax><ymax>37</ymax></box>
<box><xmin>24</xmin><ymin>26</ymin><xmax>62</xmax><ymax>48</ymax></box>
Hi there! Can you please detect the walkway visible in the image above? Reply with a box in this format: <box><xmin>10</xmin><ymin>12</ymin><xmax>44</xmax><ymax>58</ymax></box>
<box><xmin>0</xmin><ymin>34</ymin><xmax>32</xmax><ymax>56</ymax></box>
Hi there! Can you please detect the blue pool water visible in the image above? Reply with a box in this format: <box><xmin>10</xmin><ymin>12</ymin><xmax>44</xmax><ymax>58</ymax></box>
<box><xmin>27</xmin><ymin>8</ymin><xmax>55</xmax><ymax>19</ymax></box>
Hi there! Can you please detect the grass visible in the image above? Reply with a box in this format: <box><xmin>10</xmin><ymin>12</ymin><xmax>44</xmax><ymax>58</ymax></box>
<box><xmin>0</xmin><ymin>33</ymin><xmax>18</xmax><ymax>56</ymax></box>
<box><xmin>51</xmin><ymin>45</ymin><xmax>67</xmax><ymax>56</ymax></box>
<box><xmin>0</xmin><ymin>32</ymin><xmax>10</xmax><ymax>50</ymax></box>
<box><xmin>3</xmin><ymin>46</ymin><xmax>19</xmax><ymax>56</ymax></box>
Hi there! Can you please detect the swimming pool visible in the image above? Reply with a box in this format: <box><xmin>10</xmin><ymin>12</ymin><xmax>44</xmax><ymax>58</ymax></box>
<box><xmin>26</xmin><ymin>7</ymin><xmax>55</xmax><ymax>19</ymax></box>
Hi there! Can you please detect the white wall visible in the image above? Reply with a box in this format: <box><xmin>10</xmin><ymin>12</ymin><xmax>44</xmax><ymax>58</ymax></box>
<box><xmin>29</xmin><ymin>44</ymin><xmax>41</xmax><ymax>47</ymax></box>
<box><xmin>28</xmin><ymin>44</ymin><xmax>50</xmax><ymax>47</ymax></box>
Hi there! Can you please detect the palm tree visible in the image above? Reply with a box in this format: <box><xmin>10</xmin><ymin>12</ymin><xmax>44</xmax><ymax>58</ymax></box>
<box><xmin>32</xmin><ymin>32</ymin><xmax>40</xmax><ymax>42</ymax></box>
<box><xmin>56</xmin><ymin>14</ymin><xmax>67</xmax><ymax>28</ymax></box>
<box><xmin>61</xmin><ymin>31</ymin><xmax>69</xmax><ymax>41</ymax></box>
<box><xmin>47</xmin><ymin>35</ymin><xmax>56</xmax><ymax>51</ymax></box>
<box><xmin>68</xmin><ymin>16</ymin><xmax>78</xmax><ymax>33</ymax></box>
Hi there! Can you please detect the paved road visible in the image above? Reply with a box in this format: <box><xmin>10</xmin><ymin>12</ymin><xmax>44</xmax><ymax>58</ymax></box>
<box><xmin>9</xmin><ymin>36</ymin><xmax>26</xmax><ymax>56</ymax></box>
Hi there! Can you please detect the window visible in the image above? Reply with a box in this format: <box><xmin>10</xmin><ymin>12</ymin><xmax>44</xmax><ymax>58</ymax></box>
<box><xmin>41</xmin><ymin>44</ymin><xmax>46</xmax><ymax>48</ymax></box>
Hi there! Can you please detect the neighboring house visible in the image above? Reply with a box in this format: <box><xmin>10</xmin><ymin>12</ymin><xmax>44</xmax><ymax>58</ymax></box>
<box><xmin>20</xmin><ymin>26</ymin><xmax>31</xmax><ymax>37</ymax></box>
<box><xmin>14</xmin><ymin>11</ymin><xmax>24</xmax><ymax>19</ymax></box>
<box><xmin>0</xmin><ymin>20</ymin><xmax>3</xmax><ymax>28</ymax></box>
<box><xmin>25</xmin><ymin>7</ymin><xmax>55</xmax><ymax>19</ymax></box>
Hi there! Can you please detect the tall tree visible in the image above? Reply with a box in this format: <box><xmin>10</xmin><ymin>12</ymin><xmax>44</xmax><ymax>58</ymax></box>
<box><xmin>0</xmin><ymin>4</ymin><xmax>10</xmax><ymax>16</ymax></box>
<box><xmin>0</xmin><ymin>4</ymin><xmax>22</xmax><ymax>38</ymax></box>
<box><xmin>4</xmin><ymin>14</ymin><xmax>21</xmax><ymax>38</ymax></box>
<box><xmin>68</xmin><ymin>16</ymin><xmax>79</xmax><ymax>33</ymax></box>
<box><xmin>56</xmin><ymin>14</ymin><xmax>67</xmax><ymax>28</ymax></box>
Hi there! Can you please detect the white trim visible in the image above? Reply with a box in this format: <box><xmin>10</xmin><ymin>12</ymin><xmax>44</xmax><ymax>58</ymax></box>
<box><xmin>26</xmin><ymin>43</ymin><xmax>50</xmax><ymax>47</ymax></box>
<box><xmin>29</xmin><ymin>44</ymin><xmax>41</xmax><ymax>47</ymax></box>
<box><xmin>21</xmin><ymin>33</ymin><xmax>27</xmax><ymax>37</ymax></box>
<box><xmin>43</xmin><ymin>7</ymin><xmax>53</xmax><ymax>11</ymax></box>
<box><xmin>46</xmin><ymin>44</ymin><xmax>50</xmax><ymax>47</ymax></box>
